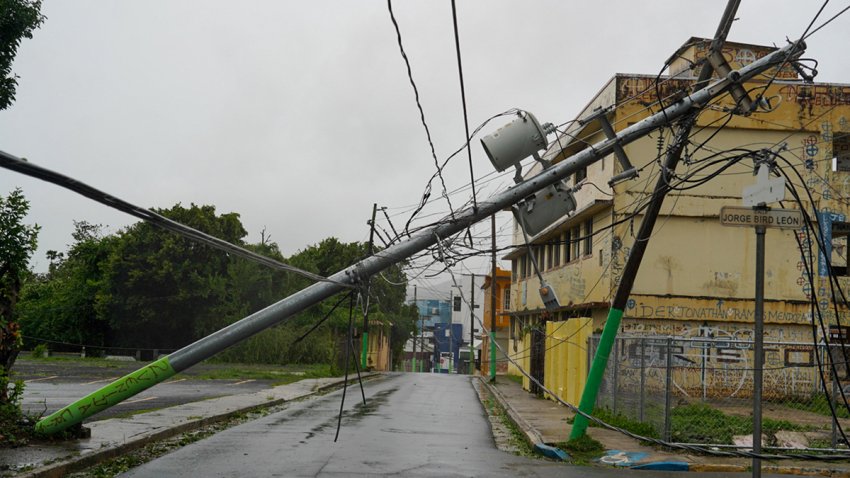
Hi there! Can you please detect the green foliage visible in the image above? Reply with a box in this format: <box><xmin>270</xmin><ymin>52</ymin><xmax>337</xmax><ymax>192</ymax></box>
<box><xmin>784</xmin><ymin>393</ymin><xmax>850</xmax><ymax>419</ymax></box>
<box><xmin>17</xmin><ymin>204</ymin><xmax>415</xmax><ymax>368</ymax></box>
<box><xmin>0</xmin><ymin>188</ymin><xmax>38</xmax><ymax>407</ymax></box>
<box><xmin>31</xmin><ymin>343</ymin><xmax>47</xmax><ymax>358</ymax></box>
<box><xmin>560</xmin><ymin>434</ymin><xmax>604</xmax><ymax>453</ymax></box>
<box><xmin>18</xmin><ymin>221</ymin><xmax>114</xmax><ymax>350</ymax></box>
<box><xmin>0</xmin><ymin>0</ymin><xmax>45</xmax><ymax>110</ymax></box>
<box><xmin>184</xmin><ymin>363</ymin><xmax>334</xmax><ymax>384</ymax></box>
<box><xmin>215</xmin><ymin>325</ymin><xmax>336</xmax><ymax>365</ymax></box>
<box><xmin>0</xmin><ymin>369</ymin><xmax>28</xmax><ymax>447</ymax></box>
<box><xmin>557</xmin><ymin>434</ymin><xmax>605</xmax><ymax>465</ymax></box>
<box><xmin>101</xmin><ymin>204</ymin><xmax>248</xmax><ymax>349</ymax></box>
<box><xmin>571</xmin><ymin>407</ymin><xmax>659</xmax><ymax>439</ymax></box>
<box><xmin>671</xmin><ymin>403</ymin><xmax>811</xmax><ymax>444</ymax></box>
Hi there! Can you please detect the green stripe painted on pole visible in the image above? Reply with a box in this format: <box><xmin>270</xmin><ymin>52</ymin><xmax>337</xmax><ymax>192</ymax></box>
<box><xmin>489</xmin><ymin>331</ymin><xmax>496</xmax><ymax>381</ymax></box>
<box><xmin>569</xmin><ymin>307</ymin><xmax>624</xmax><ymax>440</ymax></box>
<box><xmin>35</xmin><ymin>356</ymin><xmax>177</xmax><ymax>435</ymax></box>
<box><xmin>361</xmin><ymin>332</ymin><xmax>369</xmax><ymax>370</ymax></box>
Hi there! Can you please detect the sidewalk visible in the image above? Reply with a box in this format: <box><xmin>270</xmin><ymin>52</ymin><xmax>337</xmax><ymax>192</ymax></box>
<box><xmin>0</xmin><ymin>374</ymin><xmax>375</xmax><ymax>478</ymax></box>
<box><xmin>482</xmin><ymin>376</ymin><xmax>850</xmax><ymax>476</ymax></box>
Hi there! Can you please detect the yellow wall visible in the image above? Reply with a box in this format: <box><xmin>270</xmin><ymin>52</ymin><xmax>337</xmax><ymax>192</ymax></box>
<box><xmin>543</xmin><ymin>319</ymin><xmax>591</xmax><ymax>405</ymax></box>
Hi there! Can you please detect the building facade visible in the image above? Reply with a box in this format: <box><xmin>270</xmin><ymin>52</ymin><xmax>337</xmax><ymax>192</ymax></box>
<box><xmin>505</xmin><ymin>38</ymin><xmax>850</xmax><ymax>398</ymax></box>
<box><xmin>480</xmin><ymin>268</ymin><xmax>512</xmax><ymax>375</ymax></box>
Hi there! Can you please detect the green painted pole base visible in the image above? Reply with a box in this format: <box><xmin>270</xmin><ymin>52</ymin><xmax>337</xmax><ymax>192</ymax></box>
<box><xmin>489</xmin><ymin>331</ymin><xmax>496</xmax><ymax>381</ymax></box>
<box><xmin>36</xmin><ymin>356</ymin><xmax>176</xmax><ymax>435</ymax></box>
<box><xmin>570</xmin><ymin>308</ymin><xmax>624</xmax><ymax>440</ymax></box>
<box><xmin>361</xmin><ymin>332</ymin><xmax>369</xmax><ymax>370</ymax></box>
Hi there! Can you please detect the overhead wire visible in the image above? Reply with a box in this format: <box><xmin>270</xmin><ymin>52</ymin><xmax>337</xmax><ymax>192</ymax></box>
<box><xmin>0</xmin><ymin>150</ymin><xmax>350</xmax><ymax>288</ymax></box>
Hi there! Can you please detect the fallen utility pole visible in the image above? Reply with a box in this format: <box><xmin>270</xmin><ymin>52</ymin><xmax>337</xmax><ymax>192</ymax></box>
<box><xmin>570</xmin><ymin>0</ymin><xmax>742</xmax><ymax>441</ymax></box>
<box><xmin>35</xmin><ymin>40</ymin><xmax>805</xmax><ymax>434</ymax></box>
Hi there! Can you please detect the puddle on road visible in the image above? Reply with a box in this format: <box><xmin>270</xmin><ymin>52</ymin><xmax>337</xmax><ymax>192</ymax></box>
<box><xmin>276</xmin><ymin>386</ymin><xmax>399</xmax><ymax>446</ymax></box>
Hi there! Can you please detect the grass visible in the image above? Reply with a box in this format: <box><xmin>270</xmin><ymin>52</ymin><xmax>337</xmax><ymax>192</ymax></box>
<box><xmin>670</xmin><ymin>403</ymin><xmax>814</xmax><ymax>444</ymax></box>
<box><xmin>177</xmin><ymin>363</ymin><xmax>335</xmax><ymax>385</ymax></box>
<box><xmin>566</xmin><ymin>406</ymin><xmax>659</xmax><ymax>439</ymax></box>
<box><xmin>480</xmin><ymin>393</ymin><xmax>535</xmax><ymax>458</ymax></box>
<box><xmin>18</xmin><ymin>355</ymin><xmax>126</xmax><ymax>367</ymax></box>
<box><xmin>107</xmin><ymin>407</ymin><xmax>165</xmax><ymax>420</ymax></box>
<box><xmin>556</xmin><ymin>434</ymin><xmax>605</xmax><ymax>465</ymax></box>
<box><xmin>784</xmin><ymin>394</ymin><xmax>850</xmax><ymax>419</ymax></box>
<box><xmin>504</xmin><ymin>374</ymin><xmax>524</xmax><ymax>386</ymax></box>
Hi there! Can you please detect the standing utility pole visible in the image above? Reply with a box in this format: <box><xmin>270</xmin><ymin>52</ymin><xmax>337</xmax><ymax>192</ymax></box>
<box><xmin>419</xmin><ymin>309</ymin><xmax>425</xmax><ymax>372</ymax></box>
<box><xmin>490</xmin><ymin>214</ymin><xmax>498</xmax><ymax>382</ymax></box>
<box><xmin>570</xmin><ymin>0</ymin><xmax>742</xmax><ymax>440</ymax></box>
<box><xmin>36</xmin><ymin>37</ymin><xmax>802</xmax><ymax>434</ymax></box>
<box><xmin>469</xmin><ymin>273</ymin><xmax>475</xmax><ymax>375</ymax></box>
<box><xmin>753</xmin><ymin>221</ymin><xmax>766</xmax><ymax>478</ymax></box>
<box><xmin>412</xmin><ymin>285</ymin><xmax>418</xmax><ymax>373</ymax></box>
<box><xmin>362</xmin><ymin>203</ymin><xmax>378</xmax><ymax>370</ymax></box>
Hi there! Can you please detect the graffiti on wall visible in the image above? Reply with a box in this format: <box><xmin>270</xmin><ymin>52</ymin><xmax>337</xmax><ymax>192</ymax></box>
<box><xmin>612</xmin><ymin>320</ymin><xmax>818</xmax><ymax>399</ymax></box>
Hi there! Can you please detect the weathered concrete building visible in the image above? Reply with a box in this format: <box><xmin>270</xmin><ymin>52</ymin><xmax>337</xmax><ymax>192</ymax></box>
<box><xmin>505</xmin><ymin>38</ymin><xmax>850</xmax><ymax>398</ymax></box>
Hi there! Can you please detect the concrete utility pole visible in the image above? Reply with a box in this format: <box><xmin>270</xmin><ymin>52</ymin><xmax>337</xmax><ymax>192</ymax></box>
<box><xmin>362</xmin><ymin>203</ymin><xmax>378</xmax><ymax>370</ymax></box>
<box><xmin>570</xmin><ymin>0</ymin><xmax>743</xmax><ymax>440</ymax></box>
<box><xmin>412</xmin><ymin>285</ymin><xmax>418</xmax><ymax>373</ymax></box>
<box><xmin>37</xmin><ymin>39</ymin><xmax>803</xmax><ymax>434</ymax></box>
<box><xmin>490</xmin><ymin>214</ymin><xmax>497</xmax><ymax>382</ymax></box>
<box><xmin>419</xmin><ymin>308</ymin><xmax>425</xmax><ymax>372</ymax></box>
<box><xmin>469</xmin><ymin>273</ymin><xmax>475</xmax><ymax>375</ymax></box>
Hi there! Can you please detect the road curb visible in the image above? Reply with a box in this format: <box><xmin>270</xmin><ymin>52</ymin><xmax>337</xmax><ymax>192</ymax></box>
<box><xmin>479</xmin><ymin>377</ymin><xmax>544</xmax><ymax>449</ymax></box>
<box><xmin>16</xmin><ymin>373</ymin><xmax>378</xmax><ymax>478</ymax></box>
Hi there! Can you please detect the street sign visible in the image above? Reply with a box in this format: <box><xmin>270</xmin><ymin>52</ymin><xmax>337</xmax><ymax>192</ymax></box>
<box><xmin>719</xmin><ymin>206</ymin><xmax>803</xmax><ymax>229</ymax></box>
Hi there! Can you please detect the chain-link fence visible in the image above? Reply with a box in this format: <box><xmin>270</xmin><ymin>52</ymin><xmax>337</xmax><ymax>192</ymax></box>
<box><xmin>591</xmin><ymin>335</ymin><xmax>849</xmax><ymax>452</ymax></box>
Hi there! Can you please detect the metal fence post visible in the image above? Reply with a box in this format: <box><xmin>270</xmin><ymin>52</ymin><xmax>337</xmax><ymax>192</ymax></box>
<box><xmin>833</xmin><ymin>349</ymin><xmax>839</xmax><ymax>449</ymax></box>
<box><xmin>639</xmin><ymin>337</ymin><xmax>646</xmax><ymax>422</ymax></box>
<box><xmin>664</xmin><ymin>337</ymin><xmax>673</xmax><ymax>441</ymax></box>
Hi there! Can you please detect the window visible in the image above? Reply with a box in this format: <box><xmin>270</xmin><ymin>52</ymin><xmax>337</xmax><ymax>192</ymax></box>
<box><xmin>552</xmin><ymin>236</ymin><xmax>563</xmax><ymax>267</ymax></box>
<box><xmin>546</xmin><ymin>243</ymin><xmax>554</xmax><ymax>269</ymax></box>
<box><xmin>453</xmin><ymin>296</ymin><xmax>462</xmax><ymax>311</ymax></box>
<box><xmin>564</xmin><ymin>230</ymin><xmax>572</xmax><ymax>262</ymax></box>
<box><xmin>584</xmin><ymin>219</ymin><xmax>593</xmax><ymax>256</ymax></box>
<box><xmin>511</xmin><ymin>259</ymin><xmax>517</xmax><ymax>283</ymax></box>
<box><xmin>834</xmin><ymin>133</ymin><xmax>850</xmax><ymax>172</ymax></box>
<box><xmin>503</xmin><ymin>288</ymin><xmax>511</xmax><ymax>310</ymax></box>
<box><xmin>571</xmin><ymin>226</ymin><xmax>581</xmax><ymax>259</ymax></box>
<box><xmin>831</xmin><ymin>221</ymin><xmax>849</xmax><ymax>276</ymax></box>
<box><xmin>575</xmin><ymin>166</ymin><xmax>587</xmax><ymax>184</ymax></box>
<box><xmin>520</xmin><ymin>255</ymin><xmax>527</xmax><ymax>279</ymax></box>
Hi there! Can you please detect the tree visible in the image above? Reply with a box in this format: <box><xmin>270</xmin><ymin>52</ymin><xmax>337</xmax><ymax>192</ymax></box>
<box><xmin>0</xmin><ymin>188</ymin><xmax>38</xmax><ymax>401</ymax></box>
<box><xmin>0</xmin><ymin>0</ymin><xmax>45</xmax><ymax>110</ymax></box>
<box><xmin>101</xmin><ymin>204</ymin><xmax>248</xmax><ymax>349</ymax></box>
<box><xmin>18</xmin><ymin>221</ymin><xmax>116</xmax><ymax>350</ymax></box>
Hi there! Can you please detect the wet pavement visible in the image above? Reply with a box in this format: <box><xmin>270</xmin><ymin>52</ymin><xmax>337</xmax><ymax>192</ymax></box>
<box><xmin>1</xmin><ymin>375</ymin><xmax>367</xmax><ymax>478</ymax></box>
<box><xmin>118</xmin><ymin>373</ymin><xmax>791</xmax><ymax>478</ymax></box>
<box><xmin>485</xmin><ymin>377</ymin><xmax>850</xmax><ymax>476</ymax></box>
<box><xmin>1</xmin><ymin>371</ymin><xmax>835</xmax><ymax>477</ymax></box>
<box><xmin>13</xmin><ymin>358</ymin><xmax>279</xmax><ymax>420</ymax></box>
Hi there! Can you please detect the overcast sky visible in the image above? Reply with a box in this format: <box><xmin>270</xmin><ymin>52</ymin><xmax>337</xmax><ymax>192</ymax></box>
<box><xmin>1</xmin><ymin>1</ymin><xmax>849</xmax><ymax>297</ymax></box>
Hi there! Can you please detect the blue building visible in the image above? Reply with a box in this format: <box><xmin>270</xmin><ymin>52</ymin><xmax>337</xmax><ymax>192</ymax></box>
<box><xmin>432</xmin><ymin>323</ymin><xmax>463</xmax><ymax>373</ymax></box>
<box><xmin>415</xmin><ymin>299</ymin><xmax>451</xmax><ymax>329</ymax></box>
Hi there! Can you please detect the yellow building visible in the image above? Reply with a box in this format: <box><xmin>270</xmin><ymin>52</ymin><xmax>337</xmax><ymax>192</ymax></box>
<box><xmin>479</xmin><ymin>268</ymin><xmax>511</xmax><ymax>375</ymax></box>
<box><xmin>505</xmin><ymin>38</ymin><xmax>850</xmax><ymax>398</ymax></box>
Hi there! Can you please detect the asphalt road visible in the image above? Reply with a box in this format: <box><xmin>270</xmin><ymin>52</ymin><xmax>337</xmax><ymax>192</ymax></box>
<box><xmin>118</xmin><ymin>373</ymin><xmax>788</xmax><ymax>478</ymax></box>
<box><xmin>13</xmin><ymin>358</ymin><xmax>275</xmax><ymax>420</ymax></box>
